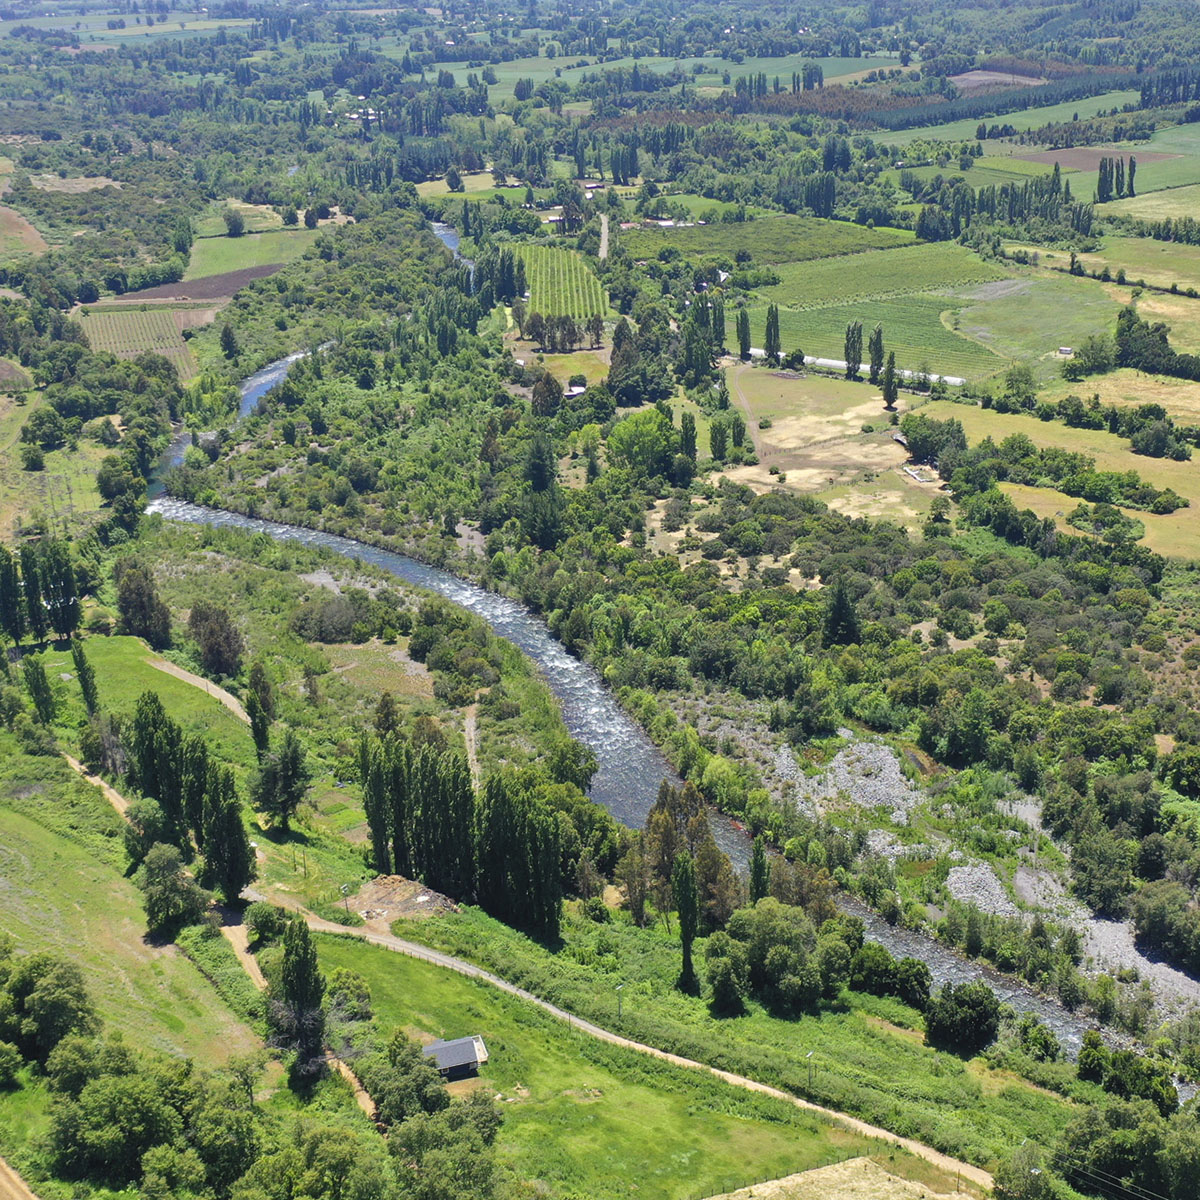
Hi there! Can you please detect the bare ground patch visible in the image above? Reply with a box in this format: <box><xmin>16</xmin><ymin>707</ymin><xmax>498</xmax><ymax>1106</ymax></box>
<box><xmin>702</xmin><ymin>1156</ymin><xmax>975</xmax><ymax>1200</ymax></box>
<box><xmin>0</xmin><ymin>205</ymin><xmax>46</xmax><ymax>254</ymax></box>
<box><xmin>121</xmin><ymin>265</ymin><xmax>284</xmax><ymax>301</ymax></box>
<box><xmin>29</xmin><ymin>173</ymin><xmax>121</xmax><ymax>193</ymax></box>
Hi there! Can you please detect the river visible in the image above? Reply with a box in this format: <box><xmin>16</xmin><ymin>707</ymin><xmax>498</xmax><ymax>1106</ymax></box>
<box><xmin>145</xmin><ymin>323</ymin><xmax>1150</xmax><ymax>1062</ymax></box>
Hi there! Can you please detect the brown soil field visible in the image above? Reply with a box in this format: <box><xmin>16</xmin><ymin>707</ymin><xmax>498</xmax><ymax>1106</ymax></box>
<box><xmin>122</xmin><ymin>264</ymin><xmax>284</xmax><ymax>301</ymax></box>
<box><xmin>1013</xmin><ymin>147</ymin><xmax>1179</xmax><ymax>170</ymax></box>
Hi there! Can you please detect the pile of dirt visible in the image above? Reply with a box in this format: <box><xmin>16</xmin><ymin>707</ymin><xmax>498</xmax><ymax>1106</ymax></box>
<box><xmin>702</xmin><ymin>1156</ymin><xmax>974</xmax><ymax>1200</ymax></box>
<box><xmin>352</xmin><ymin>875</ymin><xmax>458</xmax><ymax>924</ymax></box>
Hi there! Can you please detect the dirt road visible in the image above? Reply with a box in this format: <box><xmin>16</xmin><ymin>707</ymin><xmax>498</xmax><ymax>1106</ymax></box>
<box><xmin>62</xmin><ymin>754</ymin><xmax>129</xmax><ymax>815</ymax></box>
<box><xmin>147</xmin><ymin>658</ymin><xmax>249</xmax><ymax>724</ymax></box>
<box><xmin>0</xmin><ymin>1156</ymin><xmax>38</xmax><ymax>1200</ymax></box>
<box><xmin>599</xmin><ymin>213</ymin><xmax>609</xmax><ymax>260</ymax></box>
<box><xmin>299</xmin><ymin>911</ymin><xmax>992</xmax><ymax>1189</ymax></box>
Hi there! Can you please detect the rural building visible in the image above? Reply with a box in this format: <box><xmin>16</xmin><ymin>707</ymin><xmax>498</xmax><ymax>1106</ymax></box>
<box><xmin>422</xmin><ymin>1035</ymin><xmax>489</xmax><ymax>1080</ymax></box>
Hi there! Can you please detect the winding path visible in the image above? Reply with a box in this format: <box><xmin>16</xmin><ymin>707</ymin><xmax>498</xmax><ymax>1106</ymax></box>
<box><xmin>65</xmin><ymin>752</ymin><xmax>990</xmax><ymax>1189</ymax></box>
<box><xmin>301</xmin><ymin>911</ymin><xmax>993</xmax><ymax>1190</ymax></box>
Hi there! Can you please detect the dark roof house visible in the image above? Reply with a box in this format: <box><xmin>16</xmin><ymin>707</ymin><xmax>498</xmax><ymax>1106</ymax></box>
<box><xmin>422</xmin><ymin>1035</ymin><xmax>489</xmax><ymax>1079</ymax></box>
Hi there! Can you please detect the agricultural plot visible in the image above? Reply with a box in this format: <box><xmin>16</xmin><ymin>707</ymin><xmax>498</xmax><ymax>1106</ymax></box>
<box><xmin>76</xmin><ymin>305</ymin><xmax>198</xmax><ymax>377</ymax></box>
<box><xmin>761</xmin><ymin>243</ymin><xmax>1009</xmax><ymax>309</ymax></box>
<box><xmin>735</xmin><ymin>293</ymin><xmax>1002</xmax><ymax>381</ymax></box>
<box><xmin>1067</xmin><ymin>236</ymin><xmax>1200</xmax><ymax>294</ymax></box>
<box><xmin>884</xmin><ymin>157</ymin><xmax>1057</xmax><ymax>192</ymax></box>
<box><xmin>950</xmin><ymin>274</ymin><xmax>1123</xmax><ymax>376</ymax></box>
<box><xmin>193</xmin><ymin>198</ymin><xmax>285</xmax><ymax>238</ymax></box>
<box><xmin>186</xmin><ymin>228</ymin><xmax>319</xmax><ymax>279</ymax></box>
<box><xmin>1097</xmin><ymin>182</ymin><xmax>1200</xmax><ymax>221</ymax></box>
<box><xmin>621</xmin><ymin>216</ymin><xmax>914</xmax><ymax>264</ymax></box>
<box><xmin>416</xmin><ymin>171</ymin><xmax>502</xmax><ymax>198</ymax></box>
<box><xmin>871</xmin><ymin>88</ymin><xmax>1143</xmax><ymax>147</ymax></box>
<box><xmin>522</xmin><ymin>243</ymin><xmax>607</xmax><ymax>319</ymax></box>
<box><xmin>0</xmin><ymin>204</ymin><xmax>46</xmax><ymax>259</ymax></box>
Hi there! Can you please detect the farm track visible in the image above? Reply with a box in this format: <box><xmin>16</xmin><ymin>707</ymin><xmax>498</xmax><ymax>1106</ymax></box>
<box><xmin>0</xmin><ymin>1156</ymin><xmax>38</xmax><ymax>1200</ymax></box>
<box><xmin>68</xmin><ymin>749</ymin><xmax>992</xmax><ymax>1189</ymax></box>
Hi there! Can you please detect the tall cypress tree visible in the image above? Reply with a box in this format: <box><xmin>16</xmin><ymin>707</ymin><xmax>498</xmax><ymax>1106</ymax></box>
<box><xmin>0</xmin><ymin>545</ymin><xmax>26</xmax><ymax>645</ymax></box>
<box><xmin>736</xmin><ymin>309</ymin><xmax>751</xmax><ymax>361</ymax></box>
<box><xmin>71</xmin><ymin>639</ymin><xmax>98</xmax><ymax>716</ymax></box>
<box><xmin>202</xmin><ymin>766</ymin><xmax>256</xmax><ymax>904</ymax></box>
<box><xmin>764</xmin><ymin>304</ymin><xmax>781</xmax><ymax>364</ymax></box>
<box><xmin>868</xmin><ymin>324</ymin><xmax>884</xmax><ymax>385</ymax></box>
<box><xmin>359</xmin><ymin>735</ymin><xmax>393</xmax><ymax>875</ymax></box>
<box><xmin>20</xmin><ymin>545</ymin><xmax>47</xmax><ymax>643</ymax></box>
<box><xmin>823</xmin><ymin>578</ymin><xmax>862</xmax><ymax>647</ymax></box>
<box><xmin>672</xmin><ymin>852</ymin><xmax>699</xmax><ymax>993</ymax></box>
<box><xmin>750</xmin><ymin>835</ymin><xmax>770</xmax><ymax>903</ymax></box>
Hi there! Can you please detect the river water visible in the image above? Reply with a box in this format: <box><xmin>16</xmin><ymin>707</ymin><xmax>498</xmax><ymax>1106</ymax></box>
<box><xmin>144</xmin><ymin>301</ymin><xmax>1146</xmax><ymax>1060</ymax></box>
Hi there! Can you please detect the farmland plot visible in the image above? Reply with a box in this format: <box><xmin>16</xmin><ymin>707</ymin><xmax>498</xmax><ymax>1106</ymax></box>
<box><xmin>78</xmin><ymin>306</ymin><xmax>197</xmax><ymax>377</ymax></box>
<box><xmin>521</xmin><ymin>243</ymin><xmax>607</xmax><ymax>319</ymax></box>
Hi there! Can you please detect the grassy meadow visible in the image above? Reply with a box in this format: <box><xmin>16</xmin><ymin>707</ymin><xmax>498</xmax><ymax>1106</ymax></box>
<box><xmin>0</xmin><ymin>731</ymin><xmax>260</xmax><ymax>1065</ymax></box>
<box><xmin>317</xmin><ymin>934</ymin><xmax>891</xmax><ymax>1200</ymax></box>
<box><xmin>382</xmin><ymin>904</ymin><xmax>1085</xmax><ymax>1171</ymax></box>
<box><xmin>186</xmin><ymin>228</ymin><xmax>319</xmax><ymax>279</ymax></box>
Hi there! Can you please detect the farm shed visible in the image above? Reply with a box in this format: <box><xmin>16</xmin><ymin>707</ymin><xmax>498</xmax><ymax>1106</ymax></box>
<box><xmin>423</xmin><ymin>1035</ymin><xmax>489</xmax><ymax>1080</ymax></box>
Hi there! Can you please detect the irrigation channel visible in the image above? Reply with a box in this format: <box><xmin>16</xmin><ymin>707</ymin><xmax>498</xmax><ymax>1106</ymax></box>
<box><xmin>145</xmin><ymin>293</ymin><xmax>1155</xmax><ymax>1069</ymax></box>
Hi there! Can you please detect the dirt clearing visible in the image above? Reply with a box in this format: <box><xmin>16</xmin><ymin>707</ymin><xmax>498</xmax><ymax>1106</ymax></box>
<box><xmin>702</xmin><ymin>1155</ymin><xmax>977</xmax><ymax>1200</ymax></box>
<box><xmin>349</xmin><ymin>875</ymin><xmax>459</xmax><ymax>928</ymax></box>
<box><xmin>1013</xmin><ymin>147</ymin><xmax>1178</xmax><ymax>170</ymax></box>
<box><xmin>122</xmin><ymin>265</ymin><xmax>284</xmax><ymax>301</ymax></box>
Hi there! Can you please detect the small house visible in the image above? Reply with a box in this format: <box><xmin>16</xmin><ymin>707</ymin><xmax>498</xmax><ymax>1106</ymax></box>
<box><xmin>422</xmin><ymin>1035</ymin><xmax>489</xmax><ymax>1080</ymax></box>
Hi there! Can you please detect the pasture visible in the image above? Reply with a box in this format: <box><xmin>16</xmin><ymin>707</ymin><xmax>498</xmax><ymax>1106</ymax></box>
<box><xmin>1096</xmin><ymin>182</ymin><xmax>1200</xmax><ymax>221</ymax></box>
<box><xmin>416</xmin><ymin>171</ymin><xmax>504</xmax><ymax>197</ymax></box>
<box><xmin>999</xmin><ymin>480</ymin><xmax>1198</xmax><ymax>559</ymax></box>
<box><xmin>521</xmin><ymin>243</ymin><xmax>607</xmax><ymax>318</ymax></box>
<box><xmin>76</xmin><ymin>305</ymin><xmax>198</xmax><ymax>377</ymax></box>
<box><xmin>1039</xmin><ymin>368</ymin><xmax>1200</xmax><ymax>423</ymax></box>
<box><xmin>194</xmin><ymin>198</ymin><xmax>286</xmax><ymax>238</ymax></box>
<box><xmin>1072</xmin><ymin>236</ymin><xmax>1200</xmax><ymax>293</ymax></box>
<box><xmin>316</xmin><ymin>934</ymin><xmax>878</xmax><ymax>1200</ymax></box>
<box><xmin>186</xmin><ymin>228</ymin><xmax>319</xmax><ymax>279</ymax></box>
<box><xmin>760</xmin><ymin>243</ymin><xmax>1009</xmax><ymax>309</ymax></box>
<box><xmin>736</xmin><ymin>294</ymin><xmax>1002</xmax><ymax>380</ymax></box>
<box><xmin>950</xmin><ymin>274</ymin><xmax>1123</xmax><ymax>376</ymax></box>
<box><xmin>620</xmin><ymin>216</ymin><xmax>914</xmax><ymax>264</ymax></box>
<box><xmin>0</xmin><ymin>734</ymin><xmax>259</xmax><ymax>1065</ymax></box>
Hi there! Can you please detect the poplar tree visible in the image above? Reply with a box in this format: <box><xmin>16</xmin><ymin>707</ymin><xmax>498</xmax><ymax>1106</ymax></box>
<box><xmin>882</xmin><ymin>351</ymin><xmax>899</xmax><ymax>411</ymax></box>
<box><xmin>868</xmin><ymin>323</ymin><xmax>884</xmax><ymax>385</ymax></box>
<box><xmin>278</xmin><ymin>920</ymin><xmax>325</xmax><ymax>1059</ymax></box>
<box><xmin>70</xmin><ymin>639</ymin><xmax>98</xmax><ymax>716</ymax></box>
<box><xmin>680</xmin><ymin>411</ymin><xmax>697</xmax><ymax>461</ymax></box>
<box><xmin>40</xmin><ymin>540</ymin><xmax>79</xmax><ymax>639</ymax></box>
<box><xmin>20</xmin><ymin>545</ymin><xmax>47</xmax><ymax>643</ymax></box>
<box><xmin>750</xmin><ymin>835</ymin><xmax>771</xmax><ymax>903</ymax></box>
<box><xmin>0</xmin><ymin>546</ymin><xmax>24</xmax><ymax>645</ymax></box>
<box><xmin>844</xmin><ymin>321</ymin><xmax>863</xmax><ymax>379</ymax></box>
<box><xmin>673</xmin><ymin>852</ymin><xmax>699</xmax><ymax>993</ymax></box>
<box><xmin>736</xmin><ymin>309</ymin><xmax>751</xmax><ymax>361</ymax></box>
<box><xmin>22</xmin><ymin>654</ymin><xmax>56</xmax><ymax>725</ymax></box>
<box><xmin>202</xmin><ymin>766</ymin><xmax>256</xmax><ymax>904</ymax></box>
<box><xmin>764</xmin><ymin>304</ymin><xmax>781</xmax><ymax>364</ymax></box>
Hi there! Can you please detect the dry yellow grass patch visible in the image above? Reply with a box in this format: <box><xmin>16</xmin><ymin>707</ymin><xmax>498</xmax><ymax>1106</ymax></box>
<box><xmin>701</xmin><ymin>1156</ymin><xmax>975</xmax><ymax>1200</ymax></box>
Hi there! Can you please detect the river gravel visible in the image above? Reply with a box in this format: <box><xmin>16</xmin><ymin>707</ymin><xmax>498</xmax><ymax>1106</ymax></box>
<box><xmin>946</xmin><ymin>863</ymin><xmax>1019</xmax><ymax>917</ymax></box>
<box><xmin>791</xmin><ymin>732</ymin><xmax>922</xmax><ymax>824</ymax></box>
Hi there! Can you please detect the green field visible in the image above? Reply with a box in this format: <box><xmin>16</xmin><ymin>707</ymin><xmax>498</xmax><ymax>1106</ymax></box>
<box><xmin>873</xmin><ymin>88</ymin><xmax>1143</xmax><ymax>147</ymax></box>
<box><xmin>885</xmin><ymin>156</ymin><xmax>1058</xmax><ymax>192</ymax></box>
<box><xmin>521</xmin><ymin>243</ymin><xmax>607</xmax><ymax>318</ymax></box>
<box><xmin>621</xmin><ymin>215</ymin><xmax>914</xmax><ymax>264</ymax></box>
<box><xmin>76</xmin><ymin>306</ymin><xmax>197</xmax><ymax>378</ymax></box>
<box><xmin>186</xmin><ymin>228</ymin><xmax>319</xmax><ymax>279</ymax></box>
<box><xmin>0</xmin><ymin>733</ymin><xmax>259</xmax><ymax>1065</ymax></box>
<box><xmin>317</xmin><ymin>935</ymin><xmax>885</xmax><ymax>1200</ymax></box>
<box><xmin>194</xmin><ymin>199</ymin><xmax>288</xmax><ymax>239</ymax></box>
<box><xmin>761</xmin><ymin>243</ymin><xmax>1010</xmax><ymax>309</ymax></box>
<box><xmin>1067</xmin><ymin>236</ymin><xmax>1200</xmax><ymax>293</ymax></box>
<box><xmin>385</xmin><ymin>904</ymin><xmax>1082</xmax><ymax>1170</ymax></box>
<box><xmin>1098</xmin><ymin>182</ymin><xmax>1200</xmax><ymax>221</ymax></box>
<box><xmin>951</xmin><ymin>274</ymin><xmax>1123</xmax><ymax>374</ymax></box>
<box><xmin>737</xmin><ymin>293</ymin><xmax>1002</xmax><ymax>380</ymax></box>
